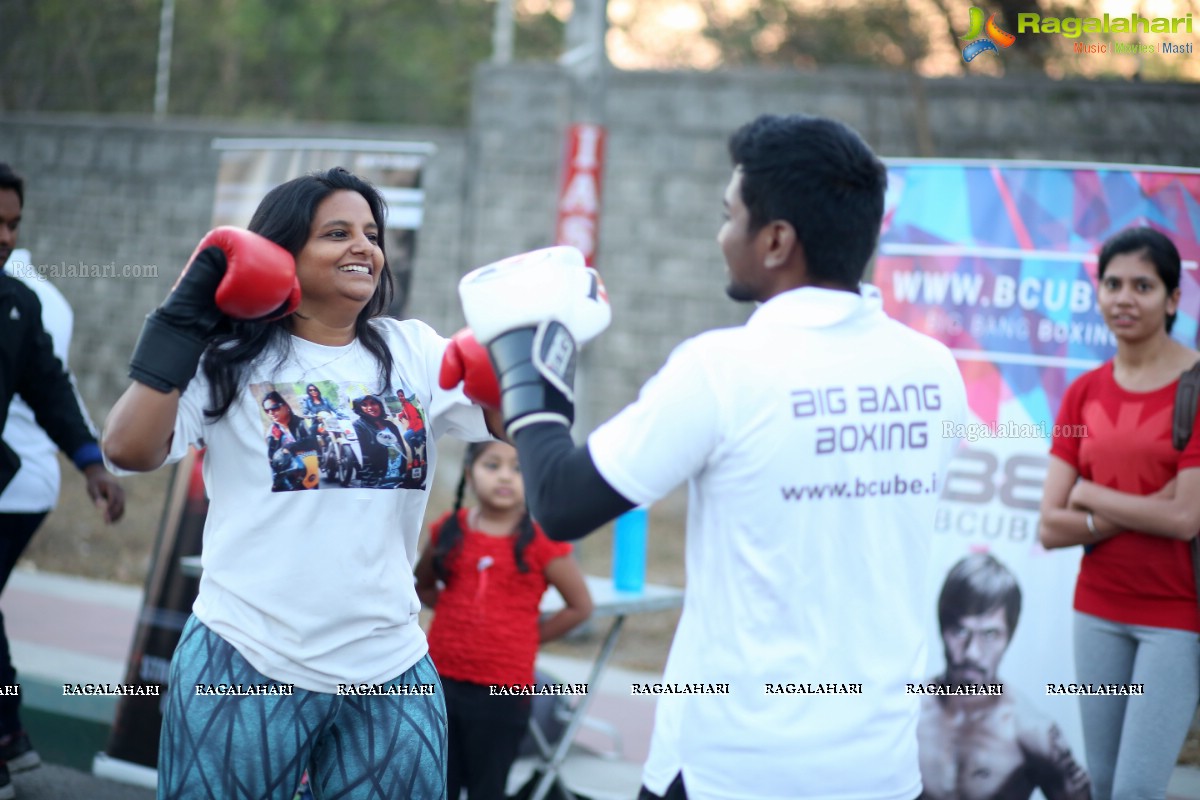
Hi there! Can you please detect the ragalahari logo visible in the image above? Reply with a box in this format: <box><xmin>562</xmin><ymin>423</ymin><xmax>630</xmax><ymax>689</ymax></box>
<box><xmin>961</xmin><ymin>7</ymin><xmax>1016</xmax><ymax>61</ymax></box>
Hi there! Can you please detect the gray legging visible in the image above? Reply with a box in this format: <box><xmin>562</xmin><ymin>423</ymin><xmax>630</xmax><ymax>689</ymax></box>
<box><xmin>1074</xmin><ymin>611</ymin><xmax>1200</xmax><ymax>800</ymax></box>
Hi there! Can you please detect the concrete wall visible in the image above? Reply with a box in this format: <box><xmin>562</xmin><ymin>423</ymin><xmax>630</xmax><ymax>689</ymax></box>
<box><xmin>3</xmin><ymin>65</ymin><xmax>1199</xmax><ymax>433</ymax></box>
<box><xmin>460</xmin><ymin>65</ymin><xmax>1200</xmax><ymax>424</ymax></box>
<box><xmin>0</xmin><ymin>114</ymin><xmax>467</xmax><ymax>413</ymax></box>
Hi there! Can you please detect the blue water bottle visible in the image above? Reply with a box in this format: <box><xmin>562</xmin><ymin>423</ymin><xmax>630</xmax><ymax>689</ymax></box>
<box><xmin>613</xmin><ymin>506</ymin><xmax>648</xmax><ymax>592</ymax></box>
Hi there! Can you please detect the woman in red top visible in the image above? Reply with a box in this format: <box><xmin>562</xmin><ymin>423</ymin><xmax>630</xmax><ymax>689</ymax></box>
<box><xmin>415</xmin><ymin>440</ymin><xmax>592</xmax><ymax>800</ymax></box>
<box><xmin>1039</xmin><ymin>227</ymin><xmax>1200</xmax><ymax>800</ymax></box>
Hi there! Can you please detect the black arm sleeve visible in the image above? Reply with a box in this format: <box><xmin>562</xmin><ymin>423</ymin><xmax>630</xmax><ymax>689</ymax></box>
<box><xmin>513</xmin><ymin>422</ymin><xmax>636</xmax><ymax>541</ymax></box>
<box><xmin>9</xmin><ymin>283</ymin><xmax>98</xmax><ymax>463</ymax></box>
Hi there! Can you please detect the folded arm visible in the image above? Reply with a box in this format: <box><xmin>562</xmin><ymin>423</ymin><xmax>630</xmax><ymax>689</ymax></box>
<box><xmin>1069</xmin><ymin>469</ymin><xmax>1199</xmax><ymax>541</ymax></box>
<box><xmin>1037</xmin><ymin>456</ymin><xmax>1121</xmax><ymax>549</ymax></box>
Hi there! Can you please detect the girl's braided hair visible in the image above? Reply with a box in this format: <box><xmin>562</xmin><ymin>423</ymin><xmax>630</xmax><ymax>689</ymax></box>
<box><xmin>432</xmin><ymin>441</ymin><xmax>536</xmax><ymax>582</ymax></box>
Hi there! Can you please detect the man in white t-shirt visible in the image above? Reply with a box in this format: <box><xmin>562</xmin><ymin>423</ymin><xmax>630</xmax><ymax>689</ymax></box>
<box><xmin>453</xmin><ymin>114</ymin><xmax>968</xmax><ymax>800</ymax></box>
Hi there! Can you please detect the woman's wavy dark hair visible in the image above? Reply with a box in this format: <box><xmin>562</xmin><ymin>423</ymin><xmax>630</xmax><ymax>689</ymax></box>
<box><xmin>433</xmin><ymin>441</ymin><xmax>536</xmax><ymax>582</ymax></box>
<box><xmin>202</xmin><ymin>167</ymin><xmax>395</xmax><ymax>419</ymax></box>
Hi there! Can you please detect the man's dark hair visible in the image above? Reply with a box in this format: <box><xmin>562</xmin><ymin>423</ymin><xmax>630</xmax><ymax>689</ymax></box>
<box><xmin>937</xmin><ymin>553</ymin><xmax>1022</xmax><ymax>637</ymax></box>
<box><xmin>0</xmin><ymin>163</ymin><xmax>25</xmax><ymax>207</ymax></box>
<box><xmin>728</xmin><ymin>114</ymin><xmax>887</xmax><ymax>288</ymax></box>
<box><xmin>1097</xmin><ymin>226</ymin><xmax>1182</xmax><ymax>333</ymax></box>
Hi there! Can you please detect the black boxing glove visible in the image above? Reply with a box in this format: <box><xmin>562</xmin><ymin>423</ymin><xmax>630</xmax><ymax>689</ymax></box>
<box><xmin>129</xmin><ymin>227</ymin><xmax>299</xmax><ymax>394</ymax></box>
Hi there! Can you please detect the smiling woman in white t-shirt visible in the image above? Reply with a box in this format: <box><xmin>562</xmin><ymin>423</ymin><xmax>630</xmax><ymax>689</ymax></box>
<box><xmin>104</xmin><ymin>167</ymin><xmax>501</xmax><ymax>800</ymax></box>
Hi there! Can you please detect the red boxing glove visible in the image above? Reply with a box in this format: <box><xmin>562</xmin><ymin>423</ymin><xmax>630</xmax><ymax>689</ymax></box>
<box><xmin>131</xmin><ymin>227</ymin><xmax>300</xmax><ymax>394</ymax></box>
<box><xmin>189</xmin><ymin>227</ymin><xmax>301</xmax><ymax>320</ymax></box>
<box><xmin>439</xmin><ymin>328</ymin><xmax>501</xmax><ymax>409</ymax></box>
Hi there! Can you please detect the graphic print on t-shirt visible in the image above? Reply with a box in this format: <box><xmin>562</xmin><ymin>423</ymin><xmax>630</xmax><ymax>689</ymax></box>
<box><xmin>394</xmin><ymin>386</ymin><xmax>429</xmax><ymax>486</ymax></box>
<box><xmin>252</xmin><ymin>379</ymin><xmax>430</xmax><ymax>492</ymax></box>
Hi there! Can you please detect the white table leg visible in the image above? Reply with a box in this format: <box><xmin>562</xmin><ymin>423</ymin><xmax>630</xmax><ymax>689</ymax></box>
<box><xmin>529</xmin><ymin>614</ymin><xmax>628</xmax><ymax>800</ymax></box>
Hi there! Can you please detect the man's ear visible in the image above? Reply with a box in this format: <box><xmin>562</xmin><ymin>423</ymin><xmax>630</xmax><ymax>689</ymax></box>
<box><xmin>762</xmin><ymin>220</ymin><xmax>798</xmax><ymax>270</ymax></box>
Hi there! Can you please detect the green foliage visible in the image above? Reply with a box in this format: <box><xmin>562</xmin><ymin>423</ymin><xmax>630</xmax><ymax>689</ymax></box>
<box><xmin>690</xmin><ymin>0</ymin><xmax>1200</xmax><ymax>79</ymax></box>
<box><xmin>0</xmin><ymin>0</ymin><xmax>159</xmax><ymax>112</ymax></box>
<box><xmin>7</xmin><ymin>0</ymin><xmax>1187</xmax><ymax>116</ymax></box>
<box><xmin>697</xmin><ymin>0</ymin><xmax>933</xmax><ymax>70</ymax></box>
<box><xmin>0</xmin><ymin>0</ymin><xmax>564</xmax><ymax>125</ymax></box>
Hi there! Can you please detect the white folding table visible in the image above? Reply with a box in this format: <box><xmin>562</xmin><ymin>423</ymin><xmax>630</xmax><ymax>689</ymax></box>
<box><xmin>524</xmin><ymin>576</ymin><xmax>684</xmax><ymax>800</ymax></box>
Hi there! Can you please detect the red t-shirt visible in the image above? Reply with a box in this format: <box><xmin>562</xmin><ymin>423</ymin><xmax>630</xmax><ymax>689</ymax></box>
<box><xmin>1050</xmin><ymin>361</ymin><xmax>1200</xmax><ymax>633</ymax></box>
<box><xmin>425</xmin><ymin>508</ymin><xmax>573</xmax><ymax>686</ymax></box>
<box><xmin>398</xmin><ymin>394</ymin><xmax>425</xmax><ymax>434</ymax></box>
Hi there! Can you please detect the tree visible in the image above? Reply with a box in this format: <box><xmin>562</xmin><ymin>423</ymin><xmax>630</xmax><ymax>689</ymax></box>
<box><xmin>0</xmin><ymin>0</ymin><xmax>158</xmax><ymax>113</ymax></box>
<box><xmin>0</xmin><ymin>0</ymin><xmax>564</xmax><ymax>125</ymax></box>
<box><xmin>687</xmin><ymin>0</ymin><xmax>1198</xmax><ymax>81</ymax></box>
<box><xmin>695</xmin><ymin>0</ymin><xmax>934</xmax><ymax>71</ymax></box>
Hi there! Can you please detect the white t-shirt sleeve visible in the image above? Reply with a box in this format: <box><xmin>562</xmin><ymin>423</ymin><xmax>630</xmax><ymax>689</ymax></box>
<box><xmin>587</xmin><ymin>337</ymin><xmax>722</xmax><ymax>507</ymax></box>
<box><xmin>102</xmin><ymin>371</ymin><xmax>205</xmax><ymax>477</ymax></box>
<box><xmin>165</xmin><ymin>369</ymin><xmax>209</xmax><ymax>464</ymax></box>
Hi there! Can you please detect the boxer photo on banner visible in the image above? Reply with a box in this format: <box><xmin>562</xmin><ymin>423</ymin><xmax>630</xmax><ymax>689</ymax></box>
<box><xmin>874</xmin><ymin>158</ymin><xmax>1200</xmax><ymax>799</ymax></box>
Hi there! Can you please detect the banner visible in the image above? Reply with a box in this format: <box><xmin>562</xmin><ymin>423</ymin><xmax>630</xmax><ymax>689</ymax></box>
<box><xmin>98</xmin><ymin>139</ymin><xmax>434</xmax><ymax>782</ymax></box>
<box><xmin>876</xmin><ymin>159</ymin><xmax>1200</xmax><ymax>799</ymax></box>
<box><xmin>555</xmin><ymin>123</ymin><xmax>606</xmax><ymax>266</ymax></box>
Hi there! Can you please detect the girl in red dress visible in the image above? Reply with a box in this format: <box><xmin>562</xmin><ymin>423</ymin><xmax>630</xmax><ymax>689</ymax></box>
<box><xmin>416</xmin><ymin>440</ymin><xmax>592</xmax><ymax>800</ymax></box>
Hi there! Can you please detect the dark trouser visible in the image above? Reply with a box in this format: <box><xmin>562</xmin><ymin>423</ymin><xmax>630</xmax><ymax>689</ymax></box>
<box><xmin>442</xmin><ymin>677</ymin><xmax>531</xmax><ymax>800</ymax></box>
<box><xmin>0</xmin><ymin>512</ymin><xmax>48</xmax><ymax>737</ymax></box>
<box><xmin>639</xmin><ymin>773</ymin><xmax>687</xmax><ymax>800</ymax></box>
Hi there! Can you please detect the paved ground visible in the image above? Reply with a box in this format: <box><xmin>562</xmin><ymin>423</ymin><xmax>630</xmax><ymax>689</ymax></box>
<box><xmin>2</xmin><ymin>569</ymin><xmax>1200</xmax><ymax>800</ymax></box>
<box><xmin>9</xmin><ymin>763</ymin><xmax>155</xmax><ymax>800</ymax></box>
<box><xmin>0</xmin><ymin>569</ymin><xmax>661</xmax><ymax>800</ymax></box>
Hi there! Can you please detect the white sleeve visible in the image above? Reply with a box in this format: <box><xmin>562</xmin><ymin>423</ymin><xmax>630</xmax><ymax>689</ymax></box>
<box><xmin>586</xmin><ymin>337</ymin><xmax>721</xmax><ymax>507</ymax></box>
<box><xmin>165</xmin><ymin>369</ymin><xmax>209</xmax><ymax>464</ymax></box>
<box><xmin>102</xmin><ymin>372</ymin><xmax>206</xmax><ymax>477</ymax></box>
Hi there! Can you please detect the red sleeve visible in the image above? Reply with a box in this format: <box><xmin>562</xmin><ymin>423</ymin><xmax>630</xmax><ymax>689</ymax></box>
<box><xmin>1050</xmin><ymin>373</ymin><xmax>1088</xmax><ymax>468</ymax></box>
<box><xmin>529</xmin><ymin>522</ymin><xmax>573</xmax><ymax>571</ymax></box>
<box><xmin>1178</xmin><ymin>388</ymin><xmax>1200</xmax><ymax>470</ymax></box>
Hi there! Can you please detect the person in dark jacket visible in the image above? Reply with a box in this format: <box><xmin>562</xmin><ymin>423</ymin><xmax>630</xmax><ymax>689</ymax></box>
<box><xmin>0</xmin><ymin>162</ymin><xmax>124</xmax><ymax>793</ymax></box>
